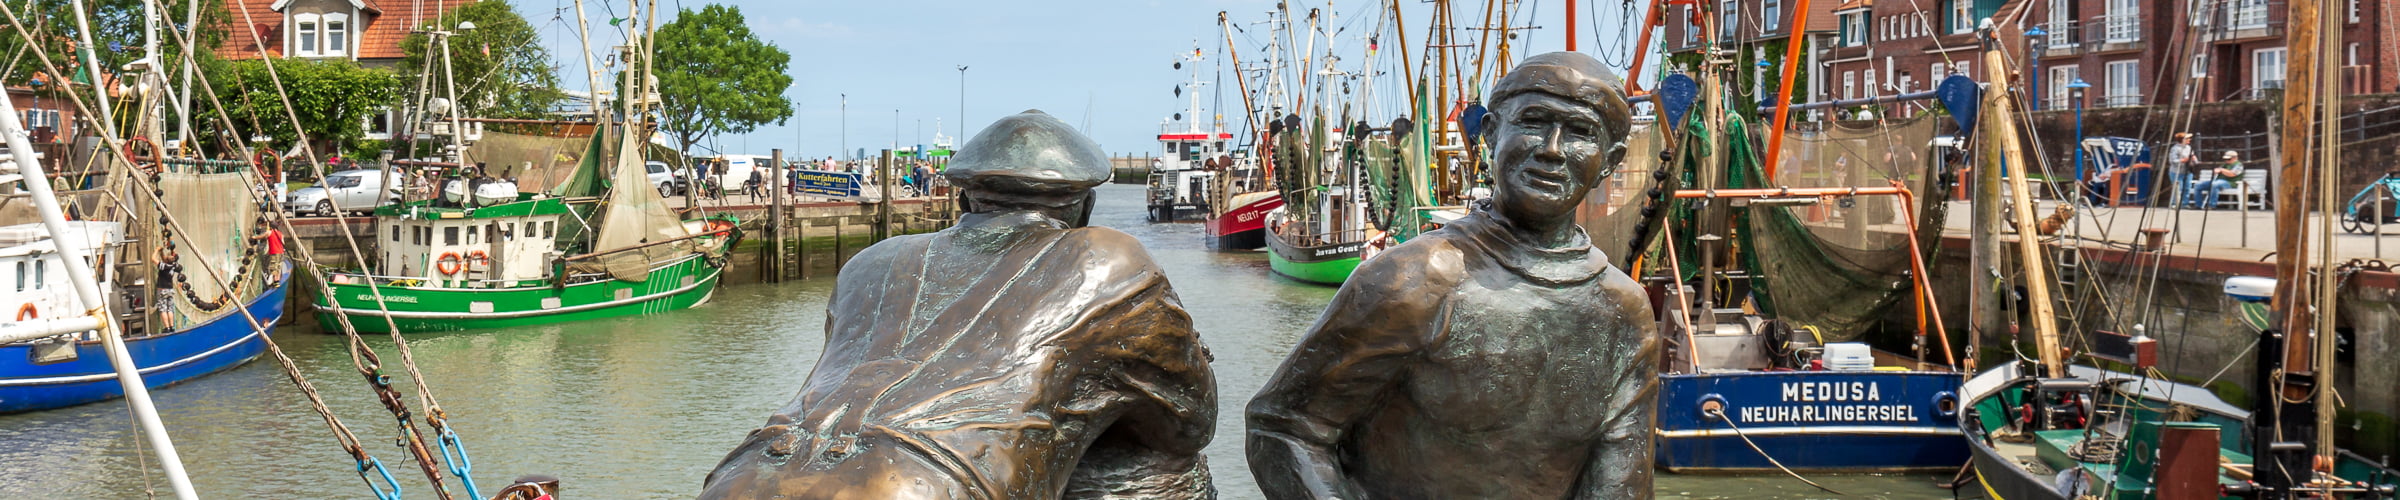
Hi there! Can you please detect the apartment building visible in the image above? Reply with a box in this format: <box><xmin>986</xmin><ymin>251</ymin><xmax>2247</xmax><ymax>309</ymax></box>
<box><xmin>1666</xmin><ymin>0</ymin><xmax>2394</xmax><ymax>113</ymax></box>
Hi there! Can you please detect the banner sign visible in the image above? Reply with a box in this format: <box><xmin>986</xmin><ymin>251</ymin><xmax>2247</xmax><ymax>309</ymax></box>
<box><xmin>793</xmin><ymin>170</ymin><xmax>865</xmax><ymax>198</ymax></box>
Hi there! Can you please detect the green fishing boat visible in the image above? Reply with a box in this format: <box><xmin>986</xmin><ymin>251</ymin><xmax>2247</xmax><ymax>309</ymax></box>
<box><xmin>313</xmin><ymin>194</ymin><xmax>734</xmax><ymax>334</ymax></box>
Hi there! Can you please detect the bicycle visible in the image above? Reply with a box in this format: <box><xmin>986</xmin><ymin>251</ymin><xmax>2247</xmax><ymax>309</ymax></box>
<box><xmin>2340</xmin><ymin>172</ymin><xmax>2400</xmax><ymax>234</ymax></box>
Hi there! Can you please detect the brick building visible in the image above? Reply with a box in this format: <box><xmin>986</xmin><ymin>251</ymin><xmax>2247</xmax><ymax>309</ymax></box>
<box><xmin>215</xmin><ymin>0</ymin><xmax>473</xmax><ymax>66</ymax></box>
<box><xmin>1664</xmin><ymin>0</ymin><xmax>2395</xmax><ymax>113</ymax></box>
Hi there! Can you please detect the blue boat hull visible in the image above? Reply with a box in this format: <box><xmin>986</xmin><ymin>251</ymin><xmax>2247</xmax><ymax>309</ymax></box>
<box><xmin>1655</xmin><ymin>370</ymin><xmax>1971</xmax><ymax>472</ymax></box>
<box><xmin>0</xmin><ymin>282</ymin><xmax>286</xmax><ymax>414</ymax></box>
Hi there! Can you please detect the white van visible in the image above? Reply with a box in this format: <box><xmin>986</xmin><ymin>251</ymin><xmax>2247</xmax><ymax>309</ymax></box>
<box><xmin>688</xmin><ymin>154</ymin><xmax>772</xmax><ymax>194</ymax></box>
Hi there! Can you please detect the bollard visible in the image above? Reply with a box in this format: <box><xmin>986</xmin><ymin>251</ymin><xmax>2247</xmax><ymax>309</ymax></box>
<box><xmin>2140</xmin><ymin>227</ymin><xmax>2171</xmax><ymax>252</ymax></box>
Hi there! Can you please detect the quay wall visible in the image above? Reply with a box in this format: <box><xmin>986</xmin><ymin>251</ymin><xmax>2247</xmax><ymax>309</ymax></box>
<box><xmin>1929</xmin><ymin>236</ymin><xmax>2400</xmax><ymax>461</ymax></box>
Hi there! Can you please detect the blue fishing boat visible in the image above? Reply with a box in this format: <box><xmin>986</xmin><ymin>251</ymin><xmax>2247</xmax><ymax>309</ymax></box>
<box><xmin>0</xmin><ymin>280</ymin><xmax>284</xmax><ymax>413</ymax></box>
<box><xmin>1656</xmin><ymin>369</ymin><xmax>1969</xmax><ymax>471</ymax></box>
<box><xmin>0</xmin><ymin>171</ymin><xmax>290</xmax><ymax>415</ymax></box>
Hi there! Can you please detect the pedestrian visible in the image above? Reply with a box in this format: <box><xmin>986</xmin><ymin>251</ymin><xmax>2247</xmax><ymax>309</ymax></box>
<box><xmin>912</xmin><ymin>161</ymin><xmax>932</xmax><ymax>196</ymax></box>
<box><xmin>747</xmin><ymin>168</ymin><xmax>765</xmax><ymax>202</ymax></box>
<box><xmin>2166</xmin><ymin>133</ymin><xmax>2196</xmax><ymax>206</ymax></box>
<box><xmin>2187</xmin><ymin>151</ymin><xmax>2245</xmax><ymax>209</ymax></box>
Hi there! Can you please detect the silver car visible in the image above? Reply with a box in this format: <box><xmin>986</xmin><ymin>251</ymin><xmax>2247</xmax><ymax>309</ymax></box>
<box><xmin>285</xmin><ymin>169</ymin><xmax>399</xmax><ymax>216</ymax></box>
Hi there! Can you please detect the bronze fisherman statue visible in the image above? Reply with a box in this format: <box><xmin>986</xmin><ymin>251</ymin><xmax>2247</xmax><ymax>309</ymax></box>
<box><xmin>1245</xmin><ymin>52</ymin><xmax>1658</xmax><ymax>499</ymax></box>
<box><xmin>700</xmin><ymin>110</ymin><xmax>1218</xmax><ymax>500</ymax></box>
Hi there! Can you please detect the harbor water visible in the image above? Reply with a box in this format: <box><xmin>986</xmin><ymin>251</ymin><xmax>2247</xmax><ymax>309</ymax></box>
<box><xmin>0</xmin><ymin>184</ymin><xmax>1949</xmax><ymax>498</ymax></box>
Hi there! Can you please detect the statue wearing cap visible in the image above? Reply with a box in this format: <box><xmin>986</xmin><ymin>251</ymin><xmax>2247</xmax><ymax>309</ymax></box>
<box><xmin>700</xmin><ymin>110</ymin><xmax>1218</xmax><ymax>500</ymax></box>
<box><xmin>1246</xmin><ymin>52</ymin><xmax>1657</xmax><ymax>499</ymax></box>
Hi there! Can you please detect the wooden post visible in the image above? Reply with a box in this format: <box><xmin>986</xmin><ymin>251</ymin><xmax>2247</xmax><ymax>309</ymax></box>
<box><xmin>834</xmin><ymin>219</ymin><xmax>846</xmax><ymax>271</ymax></box>
<box><xmin>798</xmin><ymin>218</ymin><xmax>812</xmax><ymax>280</ymax></box>
<box><xmin>770</xmin><ymin>149</ymin><xmax>786</xmax><ymax>282</ymax></box>
<box><xmin>1982</xmin><ymin>42</ymin><xmax>2065</xmax><ymax>379</ymax></box>
<box><xmin>878</xmin><ymin>149</ymin><xmax>895</xmax><ymax>241</ymax></box>
<box><xmin>2272</xmin><ymin>0</ymin><xmax>2322</xmax><ymax>395</ymax></box>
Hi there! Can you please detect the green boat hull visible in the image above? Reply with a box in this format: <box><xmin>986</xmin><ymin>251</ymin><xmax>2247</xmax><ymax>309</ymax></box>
<box><xmin>1264</xmin><ymin>232</ymin><xmax>1366</xmax><ymax>286</ymax></box>
<box><xmin>314</xmin><ymin>254</ymin><xmax>723</xmax><ymax>333</ymax></box>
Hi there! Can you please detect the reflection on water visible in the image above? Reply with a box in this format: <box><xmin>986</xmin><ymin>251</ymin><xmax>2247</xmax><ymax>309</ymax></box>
<box><xmin>0</xmin><ymin>184</ymin><xmax>1944</xmax><ymax>499</ymax></box>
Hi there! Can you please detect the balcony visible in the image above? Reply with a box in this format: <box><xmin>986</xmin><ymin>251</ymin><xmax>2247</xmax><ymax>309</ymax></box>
<box><xmin>2102</xmin><ymin>93</ymin><xmax>2144</xmax><ymax>108</ymax></box>
<box><xmin>2206</xmin><ymin>0</ymin><xmax>2285</xmax><ymax>41</ymax></box>
<box><xmin>2082</xmin><ymin>15</ymin><xmax>2144</xmax><ymax>53</ymax></box>
<box><xmin>2038</xmin><ymin>20</ymin><xmax>2081</xmax><ymax>58</ymax></box>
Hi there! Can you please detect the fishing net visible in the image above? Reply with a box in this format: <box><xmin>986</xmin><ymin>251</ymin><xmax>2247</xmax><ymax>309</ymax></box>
<box><xmin>1740</xmin><ymin>114</ymin><xmax>1953</xmax><ymax>343</ymax></box>
<box><xmin>587</xmin><ymin>130</ymin><xmax>691</xmax><ymax>282</ymax></box>
<box><xmin>1577</xmin><ymin>123</ymin><xmax>1667</xmax><ymax>256</ymax></box>
<box><xmin>468</xmin><ymin>130</ymin><xmax>591</xmax><ymax>192</ymax></box>
<box><xmin>156</xmin><ymin>171</ymin><xmax>263</xmax><ymax>325</ymax></box>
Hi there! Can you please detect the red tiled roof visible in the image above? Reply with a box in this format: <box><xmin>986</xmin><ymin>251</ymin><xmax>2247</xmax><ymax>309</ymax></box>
<box><xmin>213</xmin><ymin>0</ymin><xmax>474</xmax><ymax>62</ymax></box>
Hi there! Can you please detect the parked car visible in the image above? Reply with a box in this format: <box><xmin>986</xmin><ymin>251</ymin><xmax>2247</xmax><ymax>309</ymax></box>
<box><xmin>285</xmin><ymin>169</ymin><xmax>399</xmax><ymax>216</ymax></box>
<box><xmin>646</xmin><ymin>161</ymin><xmax>674</xmax><ymax>196</ymax></box>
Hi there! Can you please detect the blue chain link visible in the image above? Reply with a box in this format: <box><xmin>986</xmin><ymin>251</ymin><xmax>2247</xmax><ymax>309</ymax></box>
<box><xmin>435</xmin><ymin>427</ymin><xmax>484</xmax><ymax>500</ymax></box>
<box><xmin>355</xmin><ymin>457</ymin><xmax>404</xmax><ymax>500</ymax></box>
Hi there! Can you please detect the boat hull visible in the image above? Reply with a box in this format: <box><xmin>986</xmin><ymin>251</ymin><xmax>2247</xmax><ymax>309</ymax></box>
<box><xmin>1204</xmin><ymin>194</ymin><xmax>1283</xmax><ymax>251</ymax></box>
<box><xmin>1654</xmin><ymin>370</ymin><xmax>1970</xmax><ymax>472</ymax></box>
<box><xmin>0</xmin><ymin>282</ymin><xmax>287</xmax><ymax>414</ymax></box>
<box><xmin>317</xmin><ymin>254</ymin><xmax>722</xmax><ymax>333</ymax></box>
<box><xmin>1264</xmin><ymin>231</ymin><xmax>1365</xmax><ymax>285</ymax></box>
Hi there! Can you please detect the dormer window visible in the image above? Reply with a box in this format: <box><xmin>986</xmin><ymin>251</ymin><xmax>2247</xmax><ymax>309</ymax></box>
<box><xmin>324</xmin><ymin>14</ymin><xmax>349</xmax><ymax>56</ymax></box>
<box><xmin>295</xmin><ymin>13</ymin><xmax>320</xmax><ymax>56</ymax></box>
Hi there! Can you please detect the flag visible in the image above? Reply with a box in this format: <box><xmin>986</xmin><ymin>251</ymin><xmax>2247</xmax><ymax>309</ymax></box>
<box><xmin>608</xmin><ymin>17</ymin><xmax>626</xmax><ymax>26</ymax></box>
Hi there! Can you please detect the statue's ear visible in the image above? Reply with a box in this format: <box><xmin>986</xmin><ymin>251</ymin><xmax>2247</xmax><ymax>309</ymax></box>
<box><xmin>1069</xmin><ymin>190</ymin><xmax>1097</xmax><ymax>228</ymax></box>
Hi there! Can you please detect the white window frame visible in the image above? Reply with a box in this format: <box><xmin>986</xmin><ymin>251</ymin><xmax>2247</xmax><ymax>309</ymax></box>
<box><xmin>2104</xmin><ymin>0</ymin><xmax>2140</xmax><ymax>43</ymax></box>
<box><xmin>2048</xmin><ymin>66</ymin><xmax>2079</xmax><ymax>109</ymax></box>
<box><xmin>293</xmin><ymin>13</ymin><xmax>320</xmax><ymax>57</ymax></box>
<box><xmin>2104</xmin><ymin>60</ymin><xmax>2139</xmax><ymax>107</ymax></box>
<box><xmin>1950</xmin><ymin>0</ymin><xmax>1975</xmax><ymax>34</ymax></box>
<box><xmin>2348</xmin><ymin>43</ymin><xmax>2361</xmax><ymax>66</ymax></box>
<box><xmin>2193</xmin><ymin>52</ymin><xmax>2210</xmax><ymax>77</ymax></box>
<box><xmin>323</xmin><ymin>13</ymin><xmax>350</xmax><ymax>57</ymax></box>
<box><xmin>1720</xmin><ymin>0</ymin><xmax>1738</xmax><ymax>39</ymax></box>
<box><xmin>1843</xmin><ymin>71</ymin><xmax>1856</xmax><ymax>100</ymax></box>
<box><xmin>1955</xmin><ymin>61</ymin><xmax>1972</xmax><ymax>78</ymax></box>
<box><xmin>1766</xmin><ymin>0</ymin><xmax>1782</xmax><ymax>31</ymax></box>
<box><xmin>2253</xmin><ymin>47</ymin><xmax>2287</xmax><ymax>98</ymax></box>
<box><xmin>1843</xmin><ymin>13</ymin><xmax>1866</xmax><ymax>45</ymax></box>
<box><xmin>2350</xmin><ymin>0</ymin><xmax>2361</xmax><ymax>23</ymax></box>
<box><xmin>1684</xmin><ymin>6</ymin><xmax>1700</xmax><ymax>45</ymax></box>
<box><xmin>2232</xmin><ymin>0</ymin><xmax>2270</xmax><ymax>29</ymax></box>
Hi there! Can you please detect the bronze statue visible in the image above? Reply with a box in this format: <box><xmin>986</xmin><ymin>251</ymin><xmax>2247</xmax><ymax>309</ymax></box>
<box><xmin>1244</xmin><ymin>52</ymin><xmax>1657</xmax><ymax>499</ymax></box>
<box><xmin>700</xmin><ymin>110</ymin><xmax>1218</xmax><ymax>500</ymax></box>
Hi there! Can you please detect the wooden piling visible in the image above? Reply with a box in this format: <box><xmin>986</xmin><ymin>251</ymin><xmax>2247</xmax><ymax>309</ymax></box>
<box><xmin>770</xmin><ymin>149</ymin><xmax>786</xmax><ymax>282</ymax></box>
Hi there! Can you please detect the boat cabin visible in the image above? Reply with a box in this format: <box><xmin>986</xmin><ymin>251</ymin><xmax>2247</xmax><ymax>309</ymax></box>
<box><xmin>372</xmin><ymin>198</ymin><xmax>571</xmax><ymax>286</ymax></box>
<box><xmin>0</xmin><ymin>222</ymin><xmax>122</xmax><ymax>327</ymax></box>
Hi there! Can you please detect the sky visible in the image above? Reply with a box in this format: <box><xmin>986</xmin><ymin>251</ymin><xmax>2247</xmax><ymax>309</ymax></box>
<box><xmin>511</xmin><ymin>0</ymin><xmax>1655</xmax><ymax>159</ymax></box>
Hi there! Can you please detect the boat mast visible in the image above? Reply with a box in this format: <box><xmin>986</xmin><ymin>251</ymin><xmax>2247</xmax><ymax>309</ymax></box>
<box><xmin>2261</xmin><ymin>0</ymin><xmax>2335</xmax><ymax>487</ymax></box>
<box><xmin>1756</xmin><ymin>0</ymin><xmax>1816</xmax><ymax>182</ymax></box>
<box><xmin>1976</xmin><ymin>29</ymin><xmax>2065</xmax><ymax>379</ymax></box>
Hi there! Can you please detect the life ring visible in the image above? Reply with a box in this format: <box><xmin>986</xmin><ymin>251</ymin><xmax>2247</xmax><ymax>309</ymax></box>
<box><xmin>15</xmin><ymin>304</ymin><xmax>35</xmax><ymax>321</ymax></box>
<box><xmin>436</xmin><ymin>253</ymin><xmax>464</xmax><ymax>275</ymax></box>
<box><xmin>465</xmin><ymin>250</ymin><xmax>491</xmax><ymax>267</ymax></box>
<box><xmin>124</xmin><ymin>136</ymin><xmax>160</xmax><ymax>174</ymax></box>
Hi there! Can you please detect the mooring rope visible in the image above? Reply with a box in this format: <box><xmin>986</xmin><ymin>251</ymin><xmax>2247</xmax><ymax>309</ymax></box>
<box><xmin>1705</xmin><ymin>407</ymin><xmax>1848</xmax><ymax>495</ymax></box>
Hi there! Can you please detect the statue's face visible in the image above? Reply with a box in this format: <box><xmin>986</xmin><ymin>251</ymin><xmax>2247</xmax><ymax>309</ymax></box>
<box><xmin>1486</xmin><ymin>92</ymin><xmax>1620</xmax><ymax>226</ymax></box>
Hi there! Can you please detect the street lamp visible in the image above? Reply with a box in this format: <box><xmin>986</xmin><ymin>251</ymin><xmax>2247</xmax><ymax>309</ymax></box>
<box><xmin>840</xmin><ymin>94</ymin><xmax>848</xmax><ymax>161</ymax></box>
<box><xmin>2026</xmin><ymin>26</ymin><xmax>2046</xmax><ymax>111</ymax></box>
<box><xmin>957</xmin><ymin>66</ymin><xmax>969</xmax><ymax>140</ymax></box>
<box><xmin>2067</xmin><ymin>77</ymin><xmax>2092</xmax><ymax>202</ymax></box>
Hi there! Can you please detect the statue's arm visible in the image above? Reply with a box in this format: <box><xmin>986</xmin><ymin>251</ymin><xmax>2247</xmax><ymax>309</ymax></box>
<box><xmin>1102</xmin><ymin>273</ymin><xmax>1219</xmax><ymax>456</ymax></box>
<box><xmin>1245</xmin><ymin>254</ymin><xmax>1446</xmax><ymax>500</ymax></box>
<box><xmin>1577</xmin><ymin>278</ymin><xmax>1661</xmax><ymax>500</ymax></box>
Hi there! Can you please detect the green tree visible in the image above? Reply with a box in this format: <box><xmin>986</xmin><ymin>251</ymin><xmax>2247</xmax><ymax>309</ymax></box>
<box><xmin>652</xmin><ymin>4</ymin><xmax>792</xmax><ymax>158</ymax></box>
<box><xmin>0</xmin><ymin>0</ymin><xmax>231</xmax><ymax>136</ymax></box>
<box><xmin>200</xmin><ymin>58</ymin><xmax>403</xmax><ymax>159</ymax></box>
<box><xmin>398</xmin><ymin>0</ymin><xmax>562</xmax><ymax>119</ymax></box>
